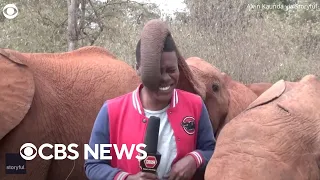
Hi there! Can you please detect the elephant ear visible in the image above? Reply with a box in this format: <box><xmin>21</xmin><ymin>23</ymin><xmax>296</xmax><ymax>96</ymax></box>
<box><xmin>0</xmin><ymin>49</ymin><xmax>35</xmax><ymax>140</ymax></box>
<box><xmin>276</xmin><ymin>75</ymin><xmax>320</xmax><ymax>116</ymax></box>
<box><xmin>246</xmin><ymin>79</ymin><xmax>286</xmax><ymax>110</ymax></box>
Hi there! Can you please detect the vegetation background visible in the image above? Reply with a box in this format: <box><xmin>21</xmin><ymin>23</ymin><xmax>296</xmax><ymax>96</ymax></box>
<box><xmin>1</xmin><ymin>0</ymin><xmax>319</xmax><ymax>83</ymax></box>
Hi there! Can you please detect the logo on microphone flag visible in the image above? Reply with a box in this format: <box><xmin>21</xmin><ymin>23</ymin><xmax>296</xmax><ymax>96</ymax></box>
<box><xmin>144</xmin><ymin>156</ymin><xmax>157</xmax><ymax>169</ymax></box>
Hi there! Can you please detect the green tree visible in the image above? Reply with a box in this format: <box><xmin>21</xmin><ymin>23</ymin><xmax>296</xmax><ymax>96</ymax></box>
<box><xmin>0</xmin><ymin>0</ymin><xmax>160</xmax><ymax>55</ymax></box>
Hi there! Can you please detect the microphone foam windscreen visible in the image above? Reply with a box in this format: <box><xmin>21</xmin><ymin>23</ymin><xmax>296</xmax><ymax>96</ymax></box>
<box><xmin>143</xmin><ymin>116</ymin><xmax>160</xmax><ymax>153</ymax></box>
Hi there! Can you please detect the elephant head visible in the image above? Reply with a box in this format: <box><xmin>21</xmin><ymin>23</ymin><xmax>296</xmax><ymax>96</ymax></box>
<box><xmin>186</xmin><ymin>57</ymin><xmax>258</xmax><ymax>137</ymax></box>
<box><xmin>136</xmin><ymin>19</ymin><xmax>255</xmax><ymax>140</ymax></box>
<box><xmin>220</xmin><ymin>72</ymin><xmax>258</xmax><ymax>136</ymax></box>
<box><xmin>185</xmin><ymin>57</ymin><xmax>229</xmax><ymax>135</ymax></box>
<box><xmin>205</xmin><ymin>74</ymin><xmax>320</xmax><ymax>180</ymax></box>
<box><xmin>0</xmin><ymin>46</ymin><xmax>141</xmax><ymax>179</ymax></box>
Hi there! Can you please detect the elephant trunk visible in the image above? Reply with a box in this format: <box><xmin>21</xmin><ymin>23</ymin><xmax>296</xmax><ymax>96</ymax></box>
<box><xmin>139</xmin><ymin>19</ymin><xmax>170</xmax><ymax>91</ymax></box>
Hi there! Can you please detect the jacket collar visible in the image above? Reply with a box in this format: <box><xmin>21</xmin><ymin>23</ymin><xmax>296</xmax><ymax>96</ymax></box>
<box><xmin>132</xmin><ymin>83</ymin><xmax>179</xmax><ymax>115</ymax></box>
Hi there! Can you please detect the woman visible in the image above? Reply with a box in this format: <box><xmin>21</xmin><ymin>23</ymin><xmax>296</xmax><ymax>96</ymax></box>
<box><xmin>84</xmin><ymin>19</ymin><xmax>215</xmax><ymax>180</ymax></box>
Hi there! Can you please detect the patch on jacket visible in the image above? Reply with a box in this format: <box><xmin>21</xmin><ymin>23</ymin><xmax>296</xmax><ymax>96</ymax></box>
<box><xmin>181</xmin><ymin>116</ymin><xmax>195</xmax><ymax>135</ymax></box>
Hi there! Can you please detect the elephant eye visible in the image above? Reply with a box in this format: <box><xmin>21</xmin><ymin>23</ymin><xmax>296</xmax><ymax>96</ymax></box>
<box><xmin>212</xmin><ymin>83</ymin><xmax>219</xmax><ymax>92</ymax></box>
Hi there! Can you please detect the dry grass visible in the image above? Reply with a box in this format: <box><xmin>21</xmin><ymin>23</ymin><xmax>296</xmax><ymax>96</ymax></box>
<box><xmin>2</xmin><ymin>0</ymin><xmax>318</xmax><ymax>84</ymax></box>
<box><xmin>99</xmin><ymin>0</ymin><xmax>320</xmax><ymax>84</ymax></box>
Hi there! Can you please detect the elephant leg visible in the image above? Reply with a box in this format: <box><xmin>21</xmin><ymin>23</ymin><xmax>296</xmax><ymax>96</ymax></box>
<box><xmin>0</xmin><ymin>123</ymin><xmax>53</xmax><ymax>179</ymax></box>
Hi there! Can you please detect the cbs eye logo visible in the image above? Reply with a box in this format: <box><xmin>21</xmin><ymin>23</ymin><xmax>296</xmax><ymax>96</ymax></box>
<box><xmin>2</xmin><ymin>4</ymin><xmax>19</xmax><ymax>19</ymax></box>
<box><xmin>20</xmin><ymin>143</ymin><xmax>37</xmax><ymax>160</ymax></box>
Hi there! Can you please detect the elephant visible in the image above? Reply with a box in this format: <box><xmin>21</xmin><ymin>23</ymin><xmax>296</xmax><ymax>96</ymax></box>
<box><xmin>185</xmin><ymin>57</ymin><xmax>258</xmax><ymax>138</ymax></box>
<box><xmin>246</xmin><ymin>82</ymin><xmax>273</xmax><ymax>96</ymax></box>
<box><xmin>204</xmin><ymin>74</ymin><xmax>320</xmax><ymax>180</ymax></box>
<box><xmin>0</xmin><ymin>46</ymin><xmax>142</xmax><ymax>180</ymax></box>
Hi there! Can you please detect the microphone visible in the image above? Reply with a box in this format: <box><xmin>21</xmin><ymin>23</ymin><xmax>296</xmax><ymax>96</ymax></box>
<box><xmin>140</xmin><ymin>116</ymin><xmax>161</xmax><ymax>174</ymax></box>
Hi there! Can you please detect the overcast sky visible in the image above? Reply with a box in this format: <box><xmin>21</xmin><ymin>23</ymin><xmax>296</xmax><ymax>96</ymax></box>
<box><xmin>134</xmin><ymin>0</ymin><xmax>187</xmax><ymax>15</ymax></box>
